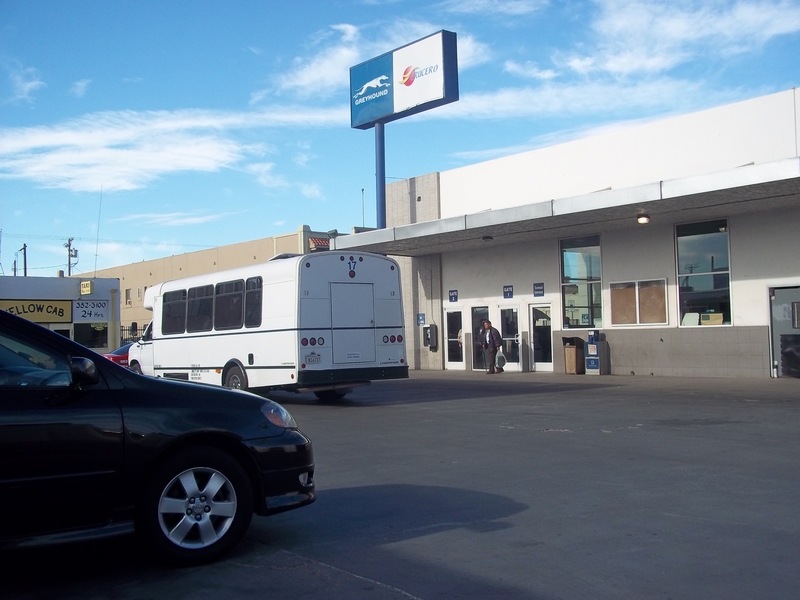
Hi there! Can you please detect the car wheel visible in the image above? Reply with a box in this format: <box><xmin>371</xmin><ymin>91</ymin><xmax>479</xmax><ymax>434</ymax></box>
<box><xmin>130</xmin><ymin>361</ymin><xmax>143</xmax><ymax>375</ymax></box>
<box><xmin>138</xmin><ymin>446</ymin><xmax>254</xmax><ymax>566</ymax></box>
<box><xmin>224</xmin><ymin>365</ymin><xmax>248</xmax><ymax>391</ymax></box>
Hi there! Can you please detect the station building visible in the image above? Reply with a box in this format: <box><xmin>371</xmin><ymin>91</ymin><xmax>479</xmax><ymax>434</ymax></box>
<box><xmin>333</xmin><ymin>88</ymin><xmax>800</xmax><ymax>379</ymax></box>
<box><xmin>26</xmin><ymin>88</ymin><xmax>798</xmax><ymax>379</ymax></box>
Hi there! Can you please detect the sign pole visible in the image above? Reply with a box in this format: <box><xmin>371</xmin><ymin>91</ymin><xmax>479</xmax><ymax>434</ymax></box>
<box><xmin>375</xmin><ymin>122</ymin><xmax>386</xmax><ymax>229</ymax></box>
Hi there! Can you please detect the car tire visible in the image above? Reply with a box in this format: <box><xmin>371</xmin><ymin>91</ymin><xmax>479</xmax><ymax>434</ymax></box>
<box><xmin>224</xmin><ymin>365</ymin><xmax>248</xmax><ymax>391</ymax></box>
<box><xmin>130</xmin><ymin>362</ymin><xmax>143</xmax><ymax>375</ymax></box>
<box><xmin>137</xmin><ymin>446</ymin><xmax>254</xmax><ymax>566</ymax></box>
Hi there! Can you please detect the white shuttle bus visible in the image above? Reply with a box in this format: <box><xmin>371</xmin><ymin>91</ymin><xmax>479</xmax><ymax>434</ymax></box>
<box><xmin>128</xmin><ymin>252</ymin><xmax>408</xmax><ymax>399</ymax></box>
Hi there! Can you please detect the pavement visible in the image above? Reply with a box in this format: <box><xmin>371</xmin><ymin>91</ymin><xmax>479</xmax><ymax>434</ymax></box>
<box><xmin>4</xmin><ymin>370</ymin><xmax>799</xmax><ymax>600</ymax></box>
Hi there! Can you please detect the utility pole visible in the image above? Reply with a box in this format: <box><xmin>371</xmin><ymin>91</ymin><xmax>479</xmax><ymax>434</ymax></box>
<box><xmin>19</xmin><ymin>244</ymin><xmax>27</xmax><ymax>276</ymax></box>
<box><xmin>65</xmin><ymin>238</ymin><xmax>78</xmax><ymax>276</ymax></box>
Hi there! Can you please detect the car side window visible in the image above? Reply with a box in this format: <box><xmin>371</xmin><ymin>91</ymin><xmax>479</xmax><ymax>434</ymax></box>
<box><xmin>0</xmin><ymin>330</ymin><xmax>72</xmax><ymax>387</ymax></box>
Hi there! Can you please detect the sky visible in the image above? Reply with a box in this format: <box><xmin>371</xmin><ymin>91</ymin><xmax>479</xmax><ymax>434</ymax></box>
<box><xmin>1</xmin><ymin>0</ymin><xmax>799</xmax><ymax>277</ymax></box>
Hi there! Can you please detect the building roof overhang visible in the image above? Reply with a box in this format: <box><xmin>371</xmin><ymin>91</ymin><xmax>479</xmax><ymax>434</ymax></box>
<box><xmin>331</xmin><ymin>158</ymin><xmax>800</xmax><ymax>256</ymax></box>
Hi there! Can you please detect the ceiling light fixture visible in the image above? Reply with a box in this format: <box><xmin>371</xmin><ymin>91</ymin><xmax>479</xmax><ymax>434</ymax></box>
<box><xmin>636</xmin><ymin>214</ymin><xmax>651</xmax><ymax>225</ymax></box>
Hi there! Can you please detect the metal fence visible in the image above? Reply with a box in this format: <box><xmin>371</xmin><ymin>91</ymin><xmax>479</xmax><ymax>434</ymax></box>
<box><xmin>120</xmin><ymin>325</ymin><xmax>141</xmax><ymax>344</ymax></box>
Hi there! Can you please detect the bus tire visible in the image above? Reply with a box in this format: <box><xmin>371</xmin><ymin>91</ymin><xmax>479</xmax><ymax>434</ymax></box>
<box><xmin>224</xmin><ymin>365</ymin><xmax>248</xmax><ymax>391</ymax></box>
<box><xmin>130</xmin><ymin>362</ymin><xmax>143</xmax><ymax>375</ymax></box>
<box><xmin>314</xmin><ymin>389</ymin><xmax>348</xmax><ymax>402</ymax></box>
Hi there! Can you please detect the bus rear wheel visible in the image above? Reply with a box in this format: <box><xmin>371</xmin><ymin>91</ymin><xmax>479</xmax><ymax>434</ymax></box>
<box><xmin>224</xmin><ymin>366</ymin><xmax>248</xmax><ymax>391</ymax></box>
<box><xmin>314</xmin><ymin>389</ymin><xmax>348</xmax><ymax>402</ymax></box>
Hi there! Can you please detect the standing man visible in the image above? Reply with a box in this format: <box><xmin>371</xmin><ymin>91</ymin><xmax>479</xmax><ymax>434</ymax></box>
<box><xmin>481</xmin><ymin>319</ymin><xmax>504</xmax><ymax>374</ymax></box>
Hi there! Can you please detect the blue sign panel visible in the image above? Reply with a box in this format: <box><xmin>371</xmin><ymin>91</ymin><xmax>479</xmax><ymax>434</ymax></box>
<box><xmin>417</xmin><ymin>313</ymin><xmax>426</xmax><ymax>326</ymax></box>
<box><xmin>350</xmin><ymin>54</ymin><xmax>394</xmax><ymax>129</ymax></box>
<box><xmin>503</xmin><ymin>285</ymin><xmax>513</xmax><ymax>299</ymax></box>
<box><xmin>533</xmin><ymin>282</ymin><xmax>544</xmax><ymax>297</ymax></box>
<box><xmin>449</xmin><ymin>290</ymin><xmax>458</xmax><ymax>302</ymax></box>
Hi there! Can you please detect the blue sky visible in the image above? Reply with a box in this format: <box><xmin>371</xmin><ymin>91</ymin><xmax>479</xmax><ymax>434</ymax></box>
<box><xmin>1</xmin><ymin>0</ymin><xmax>799</xmax><ymax>276</ymax></box>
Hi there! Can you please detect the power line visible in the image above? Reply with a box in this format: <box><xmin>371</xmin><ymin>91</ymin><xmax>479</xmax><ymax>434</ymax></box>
<box><xmin>0</xmin><ymin>232</ymin><xmax>213</xmax><ymax>249</ymax></box>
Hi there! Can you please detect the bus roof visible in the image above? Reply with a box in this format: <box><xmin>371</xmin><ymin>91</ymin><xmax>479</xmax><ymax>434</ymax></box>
<box><xmin>141</xmin><ymin>251</ymin><xmax>397</xmax><ymax>310</ymax></box>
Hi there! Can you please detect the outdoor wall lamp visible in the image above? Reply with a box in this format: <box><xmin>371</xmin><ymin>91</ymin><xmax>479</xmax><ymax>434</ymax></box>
<box><xmin>636</xmin><ymin>213</ymin><xmax>651</xmax><ymax>225</ymax></box>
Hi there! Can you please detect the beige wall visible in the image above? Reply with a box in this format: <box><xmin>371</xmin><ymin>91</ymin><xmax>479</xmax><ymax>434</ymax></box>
<box><xmin>386</xmin><ymin>173</ymin><xmax>444</xmax><ymax>369</ymax></box>
<box><xmin>89</xmin><ymin>225</ymin><xmax>330</xmax><ymax>329</ymax></box>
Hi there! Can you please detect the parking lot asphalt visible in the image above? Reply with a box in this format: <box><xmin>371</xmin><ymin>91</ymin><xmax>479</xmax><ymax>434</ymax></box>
<box><xmin>5</xmin><ymin>370</ymin><xmax>800</xmax><ymax>599</ymax></box>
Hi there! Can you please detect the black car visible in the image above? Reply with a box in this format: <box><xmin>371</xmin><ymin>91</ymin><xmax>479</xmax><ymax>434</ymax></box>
<box><xmin>0</xmin><ymin>309</ymin><xmax>315</xmax><ymax>566</ymax></box>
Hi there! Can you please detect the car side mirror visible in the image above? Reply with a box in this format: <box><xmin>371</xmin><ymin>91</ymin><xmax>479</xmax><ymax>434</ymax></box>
<box><xmin>70</xmin><ymin>357</ymin><xmax>100</xmax><ymax>385</ymax></box>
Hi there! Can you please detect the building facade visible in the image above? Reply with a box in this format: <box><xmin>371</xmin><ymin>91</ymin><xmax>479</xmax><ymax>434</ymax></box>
<box><xmin>1</xmin><ymin>276</ymin><xmax>121</xmax><ymax>353</ymax></box>
<box><xmin>333</xmin><ymin>88</ymin><xmax>800</xmax><ymax>379</ymax></box>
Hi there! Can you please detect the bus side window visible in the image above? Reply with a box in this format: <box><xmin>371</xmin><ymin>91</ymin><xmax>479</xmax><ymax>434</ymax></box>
<box><xmin>245</xmin><ymin>277</ymin><xmax>263</xmax><ymax>328</ymax></box>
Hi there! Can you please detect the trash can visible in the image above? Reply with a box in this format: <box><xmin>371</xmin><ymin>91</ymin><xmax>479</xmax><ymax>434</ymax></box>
<box><xmin>562</xmin><ymin>337</ymin><xmax>585</xmax><ymax>374</ymax></box>
<box><xmin>584</xmin><ymin>331</ymin><xmax>610</xmax><ymax>375</ymax></box>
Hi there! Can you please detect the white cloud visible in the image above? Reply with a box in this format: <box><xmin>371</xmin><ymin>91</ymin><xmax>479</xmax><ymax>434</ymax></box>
<box><xmin>455</xmin><ymin>34</ymin><xmax>494</xmax><ymax>69</ymax></box>
<box><xmin>0</xmin><ymin>106</ymin><xmax>346</xmax><ymax>193</ymax></box>
<box><xmin>292</xmin><ymin>142</ymin><xmax>315</xmax><ymax>167</ymax></box>
<box><xmin>564</xmin><ymin>0</ymin><xmax>800</xmax><ymax>78</ymax></box>
<box><xmin>504</xmin><ymin>60</ymin><xmax>557</xmax><ymax>80</ymax></box>
<box><xmin>299</xmin><ymin>182</ymin><xmax>323</xmax><ymax>200</ymax></box>
<box><xmin>70</xmin><ymin>79</ymin><xmax>92</xmax><ymax>98</ymax></box>
<box><xmin>5</xmin><ymin>62</ymin><xmax>45</xmax><ymax>103</ymax></box>
<box><xmin>441</xmin><ymin>77</ymin><xmax>720</xmax><ymax>121</ymax></box>
<box><xmin>245</xmin><ymin>162</ymin><xmax>289</xmax><ymax>189</ymax></box>
<box><xmin>112</xmin><ymin>211</ymin><xmax>235</xmax><ymax>226</ymax></box>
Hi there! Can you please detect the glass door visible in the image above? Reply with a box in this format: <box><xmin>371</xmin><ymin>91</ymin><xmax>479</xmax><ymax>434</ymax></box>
<box><xmin>529</xmin><ymin>304</ymin><xmax>553</xmax><ymax>372</ymax></box>
<box><xmin>499</xmin><ymin>306</ymin><xmax>520</xmax><ymax>372</ymax></box>
<box><xmin>445</xmin><ymin>309</ymin><xmax>464</xmax><ymax>369</ymax></box>
<box><xmin>770</xmin><ymin>286</ymin><xmax>800</xmax><ymax>378</ymax></box>
<box><xmin>471</xmin><ymin>306</ymin><xmax>489</xmax><ymax>371</ymax></box>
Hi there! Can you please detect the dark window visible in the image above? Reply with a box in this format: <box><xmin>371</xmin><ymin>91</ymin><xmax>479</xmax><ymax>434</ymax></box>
<box><xmin>676</xmin><ymin>220</ymin><xmax>730</xmax><ymax>326</ymax></box>
<box><xmin>245</xmin><ymin>277</ymin><xmax>263</xmax><ymax>328</ymax></box>
<box><xmin>187</xmin><ymin>285</ymin><xmax>214</xmax><ymax>333</ymax></box>
<box><xmin>162</xmin><ymin>290</ymin><xmax>187</xmax><ymax>335</ymax></box>
<box><xmin>73</xmin><ymin>323</ymin><xmax>109</xmax><ymax>349</ymax></box>
<box><xmin>215</xmin><ymin>280</ymin><xmax>244</xmax><ymax>330</ymax></box>
<box><xmin>561</xmin><ymin>235</ymin><xmax>601</xmax><ymax>328</ymax></box>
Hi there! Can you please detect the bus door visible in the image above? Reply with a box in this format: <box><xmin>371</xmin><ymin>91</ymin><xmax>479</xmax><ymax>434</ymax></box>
<box><xmin>130</xmin><ymin>321</ymin><xmax>155</xmax><ymax>376</ymax></box>
<box><xmin>331</xmin><ymin>283</ymin><xmax>376</xmax><ymax>364</ymax></box>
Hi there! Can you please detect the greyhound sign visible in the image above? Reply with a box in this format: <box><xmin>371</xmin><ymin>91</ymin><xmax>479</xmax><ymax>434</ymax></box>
<box><xmin>350</xmin><ymin>30</ymin><xmax>459</xmax><ymax>130</ymax></box>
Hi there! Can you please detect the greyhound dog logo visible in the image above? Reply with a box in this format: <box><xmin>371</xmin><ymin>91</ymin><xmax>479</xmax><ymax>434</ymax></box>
<box><xmin>353</xmin><ymin>75</ymin><xmax>390</xmax><ymax>99</ymax></box>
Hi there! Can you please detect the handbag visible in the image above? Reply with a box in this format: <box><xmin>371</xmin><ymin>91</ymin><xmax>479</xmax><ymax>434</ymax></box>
<box><xmin>495</xmin><ymin>349</ymin><xmax>507</xmax><ymax>368</ymax></box>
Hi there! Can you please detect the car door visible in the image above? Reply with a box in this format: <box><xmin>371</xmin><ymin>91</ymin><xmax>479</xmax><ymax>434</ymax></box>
<box><xmin>0</xmin><ymin>324</ymin><xmax>125</xmax><ymax>540</ymax></box>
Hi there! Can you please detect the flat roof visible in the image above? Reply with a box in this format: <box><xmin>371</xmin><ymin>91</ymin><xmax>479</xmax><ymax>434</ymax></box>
<box><xmin>332</xmin><ymin>158</ymin><xmax>800</xmax><ymax>256</ymax></box>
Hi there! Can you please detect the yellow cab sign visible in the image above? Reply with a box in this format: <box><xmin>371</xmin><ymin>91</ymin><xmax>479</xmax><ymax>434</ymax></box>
<box><xmin>0</xmin><ymin>300</ymin><xmax>73</xmax><ymax>323</ymax></box>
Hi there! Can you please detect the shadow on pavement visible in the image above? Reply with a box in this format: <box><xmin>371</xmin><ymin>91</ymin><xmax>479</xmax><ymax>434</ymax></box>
<box><xmin>3</xmin><ymin>484</ymin><xmax>529</xmax><ymax>599</ymax></box>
